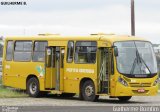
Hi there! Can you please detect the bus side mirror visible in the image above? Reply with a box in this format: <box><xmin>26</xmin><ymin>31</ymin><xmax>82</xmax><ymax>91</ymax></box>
<box><xmin>114</xmin><ymin>47</ymin><xmax>118</xmax><ymax>57</ymax></box>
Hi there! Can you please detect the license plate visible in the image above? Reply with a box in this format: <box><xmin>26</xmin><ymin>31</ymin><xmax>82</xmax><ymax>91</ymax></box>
<box><xmin>137</xmin><ymin>89</ymin><xmax>145</xmax><ymax>93</ymax></box>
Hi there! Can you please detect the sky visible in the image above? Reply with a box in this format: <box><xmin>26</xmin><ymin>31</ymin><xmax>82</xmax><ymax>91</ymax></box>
<box><xmin>0</xmin><ymin>0</ymin><xmax>160</xmax><ymax>44</ymax></box>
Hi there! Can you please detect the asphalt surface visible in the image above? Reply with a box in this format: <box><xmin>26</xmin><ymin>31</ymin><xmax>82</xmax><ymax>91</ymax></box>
<box><xmin>1</xmin><ymin>95</ymin><xmax>160</xmax><ymax>106</ymax></box>
<box><xmin>1</xmin><ymin>95</ymin><xmax>160</xmax><ymax>112</ymax></box>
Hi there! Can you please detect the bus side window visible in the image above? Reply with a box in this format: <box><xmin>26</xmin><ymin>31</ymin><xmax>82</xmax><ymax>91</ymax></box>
<box><xmin>33</xmin><ymin>41</ymin><xmax>48</xmax><ymax>62</ymax></box>
<box><xmin>67</xmin><ymin>41</ymin><xmax>74</xmax><ymax>63</ymax></box>
<box><xmin>6</xmin><ymin>41</ymin><xmax>13</xmax><ymax>61</ymax></box>
<box><xmin>14</xmin><ymin>41</ymin><xmax>32</xmax><ymax>61</ymax></box>
<box><xmin>75</xmin><ymin>41</ymin><xmax>97</xmax><ymax>64</ymax></box>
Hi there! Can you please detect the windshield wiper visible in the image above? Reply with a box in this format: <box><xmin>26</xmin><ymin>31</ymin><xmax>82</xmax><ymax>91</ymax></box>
<box><xmin>130</xmin><ymin>44</ymin><xmax>151</xmax><ymax>75</ymax></box>
<box><xmin>130</xmin><ymin>50</ymin><xmax>140</xmax><ymax>74</ymax></box>
<box><xmin>137</xmin><ymin>52</ymin><xmax>151</xmax><ymax>74</ymax></box>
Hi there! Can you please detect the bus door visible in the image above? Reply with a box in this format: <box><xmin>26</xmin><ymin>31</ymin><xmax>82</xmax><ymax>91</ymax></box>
<box><xmin>45</xmin><ymin>47</ymin><xmax>56</xmax><ymax>89</ymax></box>
<box><xmin>98</xmin><ymin>47</ymin><xmax>113</xmax><ymax>94</ymax></box>
<box><xmin>55</xmin><ymin>47</ymin><xmax>64</xmax><ymax>91</ymax></box>
<box><xmin>45</xmin><ymin>46</ymin><xmax>64</xmax><ymax>91</ymax></box>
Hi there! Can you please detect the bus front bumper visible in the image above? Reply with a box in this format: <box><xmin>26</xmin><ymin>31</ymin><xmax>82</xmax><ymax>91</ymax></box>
<box><xmin>114</xmin><ymin>84</ymin><xmax>158</xmax><ymax>96</ymax></box>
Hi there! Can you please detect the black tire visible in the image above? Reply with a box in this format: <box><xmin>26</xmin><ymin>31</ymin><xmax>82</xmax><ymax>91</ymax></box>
<box><xmin>81</xmin><ymin>80</ymin><xmax>99</xmax><ymax>102</ymax></box>
<box><xmin>118</xmin><ymin>96</ymin><xmax>132</xmax><ymax>102</ymax></box>
<box><xmin>60</xmin><ymin>93</ymin><xmax>76</xmax><ymax>97</ymax></box>
<box><xmin>27</xmin><ymin>77</ymin><xmax>40</xmax><ymax>97</ymax></box>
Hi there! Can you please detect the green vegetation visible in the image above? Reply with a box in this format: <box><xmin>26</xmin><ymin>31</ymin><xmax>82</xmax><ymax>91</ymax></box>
<box><xmin>0</xmin><ymin>78</ymin><xmax>28</xmax><ymax>98</ymax></box>
<box><xmin>0</xmin><ymin>77</ymin><xmax>1</xmax><ymax>84</ymax></box>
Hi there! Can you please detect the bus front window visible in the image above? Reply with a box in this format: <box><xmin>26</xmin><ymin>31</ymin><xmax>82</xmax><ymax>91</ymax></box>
<box><xmin>114</xmin><ymin>41</ymin><xmax>157</xmax><ymax>78</ymax></box>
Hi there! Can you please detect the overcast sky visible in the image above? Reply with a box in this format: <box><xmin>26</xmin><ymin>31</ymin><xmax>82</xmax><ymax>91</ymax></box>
<box><xmin>0</xmin><ymin>0</ymin><xmax>160</xmax><ymax>44</ymax></box>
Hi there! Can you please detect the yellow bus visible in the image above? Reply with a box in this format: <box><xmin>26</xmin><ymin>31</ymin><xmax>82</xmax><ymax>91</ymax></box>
<box><xmin>2</xmin><ymin>34</ymin><xmax>158</xmax><ymax>101</ymax></box>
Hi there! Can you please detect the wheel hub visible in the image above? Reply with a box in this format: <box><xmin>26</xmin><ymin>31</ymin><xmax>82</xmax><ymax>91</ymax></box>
<box><xmin>29</xmin><ymin>82</ymin><xmax>37</xmax><ymax>94</ymax></box>
<box><xmin>85</xmin><ymin>85</ymin><xmax>93</xmax><ymax>97</ymax></box>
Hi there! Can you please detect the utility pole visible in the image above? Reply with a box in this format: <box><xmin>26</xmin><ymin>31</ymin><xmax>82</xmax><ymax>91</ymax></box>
<box><xmin>131</xmin><ymin>0</ymin><xmax>135</xmax><ymax>36</ymax></box>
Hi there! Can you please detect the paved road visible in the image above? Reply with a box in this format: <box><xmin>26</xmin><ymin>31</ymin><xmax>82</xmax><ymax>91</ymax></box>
<box><xmin>1</xmin><ymin>95</ymin><xmax>160</xmax><ymax>112</ymax></box>
<box><xmin>0</xmin><ymin>95</ymin><xmax>160</xmax><ymax>106</ymax></box>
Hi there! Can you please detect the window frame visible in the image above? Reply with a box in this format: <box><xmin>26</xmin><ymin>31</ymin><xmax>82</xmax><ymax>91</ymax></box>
<box><xmin>74</xmin><ymin>41</ymin><xmax>97</xmax><ymax>64</ymax></box>
<box><xmin>6</xmin><ymin>40</ymin><xmax>14</xmax><ymax>61</ymax></box>
<box><xmin>13</xmin><ymin>40</ymin><xmax>33</xmax><ymax>62</ymax></box>
<box><xmin>32</xmin><ymin>41</ymin><xmax>48</xmax><ymax>62</ymax></box>
<box><xmin>67</xmin><ymin>40</ymin><xmax>74</xmax><ymax>63</ymax></box>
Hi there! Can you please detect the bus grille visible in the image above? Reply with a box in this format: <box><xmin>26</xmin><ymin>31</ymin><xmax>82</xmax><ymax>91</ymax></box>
<box><xmin>129</xmin><ymin>83</ymin><xmax>151</xmax><ymax>87</ymax></box>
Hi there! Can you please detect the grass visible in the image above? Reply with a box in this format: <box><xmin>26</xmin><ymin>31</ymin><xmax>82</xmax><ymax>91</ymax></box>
<box><xmin>0</xmin><ymin>78</ymin><xmax>28</xmax><ymax>98</ymax></box>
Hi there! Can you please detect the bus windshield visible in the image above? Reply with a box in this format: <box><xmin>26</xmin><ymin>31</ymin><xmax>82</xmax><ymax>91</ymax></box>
<box><xmin>114</xmin><ymin>41</ymin><xmax>157</xmax><ymax>77</ymax></box>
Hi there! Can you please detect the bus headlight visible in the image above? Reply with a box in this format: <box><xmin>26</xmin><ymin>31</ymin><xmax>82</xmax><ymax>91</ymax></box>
<box><xmin>118</xmin><ymin>77</ymin><xmax>128</xmax><ymax>86</ymax></box>
<box><xmin>153</xmin><ymin>78</ymin><xmax>159</xmax><ymax>86</ymax></box>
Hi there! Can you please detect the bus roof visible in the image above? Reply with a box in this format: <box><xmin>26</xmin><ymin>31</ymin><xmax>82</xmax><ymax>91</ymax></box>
<box><xmin>5</xmin><ymin>34</ymin><xmax>147</xmax><ymax>44</ymax></box>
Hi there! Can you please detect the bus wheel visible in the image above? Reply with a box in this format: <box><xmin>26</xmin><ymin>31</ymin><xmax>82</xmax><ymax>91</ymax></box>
<box><xmin>118</xmin><ymin>96</ymin><xmax>132</xmax><ymax>102</ymax></box>
<box><xmin>81</xmin><ymin>80</ymin><xmax>99</xmax><ymax>102</ymax></box>
<box><xmin>27</xmin><ymin>77</ymin><xmax>40</xmax><ymax>97</ymax></box>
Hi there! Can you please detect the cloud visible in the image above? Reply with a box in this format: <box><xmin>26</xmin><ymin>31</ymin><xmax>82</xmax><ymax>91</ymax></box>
<box><xmin>0</xmin><ymin>4</ymin><xmax>130</xmax><ymax>35</ymax></box>
<box><xmin>0</xmin><ymin>0</ymin><xmax>159</xmax><ymax>44</ymax></box>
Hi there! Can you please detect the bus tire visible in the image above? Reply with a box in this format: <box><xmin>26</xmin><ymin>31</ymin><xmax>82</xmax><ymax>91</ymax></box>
<box><xmin>27</xmin><ymin>77</ymin><xmax>40</xmax><ymax>97</ymax></box>
<box><xmin>118</xmin><ymin>96</ymin><xmax>132</xmax><ymax>102</ymax></box>
<box><xmin>81</xmin><ymin>80</ymin><xmax>99</xmax><ymax>102</ymax></box>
